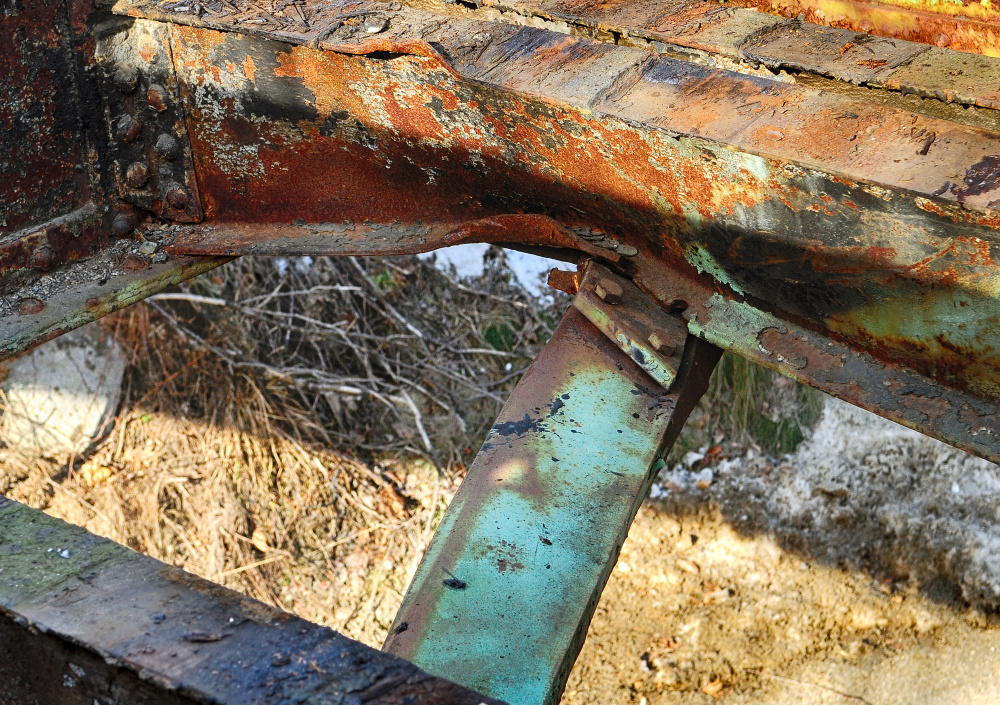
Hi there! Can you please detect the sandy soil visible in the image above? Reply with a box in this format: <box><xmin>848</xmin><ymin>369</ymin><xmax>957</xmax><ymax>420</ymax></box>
<box><xmin>565</xmin><ymin>398</ymin><xmax>1000</xmax><ymax>705</ymax></box>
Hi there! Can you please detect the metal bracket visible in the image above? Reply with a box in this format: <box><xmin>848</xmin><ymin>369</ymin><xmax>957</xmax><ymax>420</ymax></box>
<box><xmin>94</xmin><ymin>17</ymin><xmax>202</xmax><ymax>223</ymax></box>
<box><xmin>572</xmin><ymin>261</ymin><xmax>688</xmax><ymax>390</ymax></box>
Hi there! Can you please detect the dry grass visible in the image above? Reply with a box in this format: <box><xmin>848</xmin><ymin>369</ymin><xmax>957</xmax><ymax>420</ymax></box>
<box><xmin>0</xmin><ymin>251</ymin><xmax>563</xmax><ymax>646</ymax></box>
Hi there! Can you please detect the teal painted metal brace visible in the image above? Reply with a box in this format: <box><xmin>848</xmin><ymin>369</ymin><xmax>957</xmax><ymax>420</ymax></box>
<box><xmin>384</xmin><ymin>275</ymin><xmax>721</xmax><ymax>705</ymax></box>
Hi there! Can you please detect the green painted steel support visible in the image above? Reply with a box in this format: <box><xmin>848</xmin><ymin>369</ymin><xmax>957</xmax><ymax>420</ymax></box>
<box><xmin>383</xmin><ymin>275</ymin><xmax>722</xmax><ymax>705</ymax></box>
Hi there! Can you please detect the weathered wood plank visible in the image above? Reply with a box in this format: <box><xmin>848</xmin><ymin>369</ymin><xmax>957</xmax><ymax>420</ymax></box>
<box><xmin>0</xmin><ymin>497</ymin><xmax>504</xmax><ymax>705</ymax></box>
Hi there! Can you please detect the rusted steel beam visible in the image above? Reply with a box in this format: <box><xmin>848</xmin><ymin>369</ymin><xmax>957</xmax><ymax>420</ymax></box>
<box><xmin>481</xmin><ymin>0</ymin><xmax>1000</xmax><ymax>58</ymax></box>
<box><xmin>79</xmin><ymin>4</ymin><xmax>1000</xmax><ymax>465</ymax></box>
<box><xmin>383</xmin><ymin>265</ymin><xmax>721</xmax><ymax>704</ymax></box>
<box><xmin>731</xmin><ymin>0</ymin><xmax>1000</xmax><ymax>58</ymax></box>
<box><xmin>0</xmin><ymin>495</ymin><xmax>504</xmax><ymax>705</ymax></box>
<box><xmin>0</xmin><ymin>238</ymin><xmax>227</xmax><ymax>363</ymax></box>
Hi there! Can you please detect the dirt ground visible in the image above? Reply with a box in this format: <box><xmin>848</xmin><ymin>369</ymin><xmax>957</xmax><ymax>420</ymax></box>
<box><xmin>4</xmin><ymin>256</ymin><xmax>1000</xmax><ymax>703</ymax></box>
<box><xmin>566</xmin><ymin>398</ymin><xmax>1000</xmax><ymax>705</ymax></box>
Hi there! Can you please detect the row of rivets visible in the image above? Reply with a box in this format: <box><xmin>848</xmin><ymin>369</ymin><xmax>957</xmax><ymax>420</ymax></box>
<box><xmin>99</xmin><ymin>23</ymin><xmax>199</xmax><ymax>223</ymax></box>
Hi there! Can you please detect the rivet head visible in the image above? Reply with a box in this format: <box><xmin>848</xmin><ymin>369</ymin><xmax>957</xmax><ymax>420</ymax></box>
<box><xmin>113</xmin><ymin>66</ymin><xmax>139</xmax><ymax>94</ymax></box>
<box><xmin>155</xmin><ymin>133</ymin><xmax>181</xmax><ymax>161</ymax></box>
<box><xmin>166</xmin><ymin>186</ymin><xmax>190</xmax><ymax>210</ymax></box>
<box><xmin>594</xmin><ymin>277</ymin><xmax>623</xmax><ymax>305</ymax></box>
<box><xmin>115</xmin><ymin>114</ymin><xmax>142</xmax><ymax>143</ymax></box>
<box><xmin>31</xmin><ymin>245</ymin><xmax>55</xmax><ymax>270</ymax></box>
<box><xmin>647</xmin><ymin>329</ymin><xmax>677</xmax><ymax>356</ymax></box>
<box><xmin>125</xmin><ymin>161</ymin><xmax>150</xmax><ymax>188</ymax></box>
<box><xmin>111</xmin><ymin>212</ymin><xmax>135</xmax><ymax>236</ymax></box>
<box><xmin>146</xmin><ymin>84</ymin><xmax>168</xmax><ymax>112</ymax></box>
<box><xmin>17</xmin><ymin>297</ymin><xmax>45</xmax><ymax>315</ymax></box>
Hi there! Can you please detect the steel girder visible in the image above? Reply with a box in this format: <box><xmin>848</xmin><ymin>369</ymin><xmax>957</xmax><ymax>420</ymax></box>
<box><xmin>3</xmin><ymin>0</ymin><xmax>1000</xmax><ymax>703</ymax></box>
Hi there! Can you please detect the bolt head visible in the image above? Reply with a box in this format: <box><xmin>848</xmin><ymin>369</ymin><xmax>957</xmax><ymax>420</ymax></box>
<box><xmin>125</xmin><ymin>161</ymin><xmax>150</xmax><ymax>188</ymax></box>
<box><xmin>154</xmin><ymin>133</ymin><xmax>181</xmax><ymax>161</ymax></box>
<box><xmin>647</xmin><ymin>329</ymin><xmax>677</xmax><ymax>356</ymax></box>
<box><xmin>17</xmin><ymin>297</ymin><xmax>45</xmax><ymax>315</ymax></box>
<box><xmin>111</xmin><ymin>212</ymin><xmax>135</xmax><ymax>236</ymax></box>
<box><xmin>146</xmin><ymin>84</ymin><xmax>168</xmax><ymax>112</ymax></box>
<box><xmin>115</xmin><ymin>114</ymin><xmax>142</xmax><ymax>143</ymax></box>
<box><xmin>113</xmin><ymin>66</ymin><xmax>139</xmax><ymax>94</ymax></box>
<box><xmin>166</xmin><ymin>186</ymin><xmax>190</xmax><ymax>210</ymax></box>
<box><xmin>594</xmin><ymin>277</ymin><xmax>623</xmax><ymax>305</ymax></box>
<box><xmin>31</xmin><ymin>245</ymin><xmax>55</xmax><ymax>270</ymax></box>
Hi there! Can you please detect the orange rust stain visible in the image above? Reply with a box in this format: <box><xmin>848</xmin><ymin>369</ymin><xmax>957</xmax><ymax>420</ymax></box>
<box><xmin>138</xmin><ymin>41</ymin><xmax>157</xmax><ymax>63</ymax></box>
<box><xmin>242</xmin><ymin>55</ymin><xmax>257</xmax><ymax>82</ymax></box>
<box><xmin>958</xmin><ymin>237</ymin><xmax>996</xmax><ymax>266</ymax></box>
<box><xmin>759</xmin><ymin>328</ymin><xmax>845</xmax><ymax>374</ymax></box>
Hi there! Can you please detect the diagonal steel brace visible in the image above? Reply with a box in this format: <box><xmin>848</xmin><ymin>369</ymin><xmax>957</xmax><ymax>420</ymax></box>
<box><xmin>383</xmin><ymin>261</ymin><xmax>721</xmax><ymax>705</ymax></box>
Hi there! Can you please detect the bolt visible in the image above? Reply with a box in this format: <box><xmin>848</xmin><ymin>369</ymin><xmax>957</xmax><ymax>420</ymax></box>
<box><xmin>154</xmin><ymin>133</ymin><xmax>181</xmax><ymax>161</ymax></box>
<box><xmin>17</xmin><ymin>298</ymin><xmax>45</xmax><ymax>315</ymax></box>
<box><xmin>86</xmin><ymin>297</ymin><xmax>101</xmax><ymax>307</ymax></box>
<box><xmin>647</xmin><ymin>329</ymin><xmax>677</xmax><ymax>357</ymax></box>
<box><xmin>115</xmin><ymin>114</ymin><xmax>142</xmax><ymax>143</ymax></box>
<box><xmin>111</xmin><ymin>212</ymin><xmax>135</xmax><ymax>236</ymax></box>
<box><xmin>31</xmin><ymin>245</ymin><xmax>55</xmax><ymax>270</ymax></box>
<box><xmin>125</xmin><ymin>161</ymin><xmax>150</xmax><ymax>188</ymax></box>
<box><xmin>594</xmin><ymin>277</ymin><xmax>623</xmax><ymax>305</ymax></box>
<box><xmin>114</xmin><ymin>66</ymin><xmax>139</xmax><ymax>94</ymax></box>
<box><xmin>147</xmin><ymin>84</ymin><xmax>168</xmax><ymax>112</ymax></box>
<box><xmin>166</xmin><ymin>186</ymin><xmax>190</xmax><ymax>210</ymax></box>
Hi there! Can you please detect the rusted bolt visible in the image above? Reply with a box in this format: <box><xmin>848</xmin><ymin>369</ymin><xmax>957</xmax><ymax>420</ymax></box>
<box><xmin>17</xmin><ymin>298</ymin><xmax>45</xmax><ymax>315</ymax></box>
<box><xmin>121</xmin><ymin>253</ymin><xmax>149</xmax><ymax>271</ymax></box>
<box><xmin>594</xmin><ymin>277</ymin><xmax>623</xmax><ymax>305</ymax></box>
<box><xmin>154</xmin><ymin>133</ymin><xmax>181</xmax><ymax>161</ymax></box>
<box><xmin>111</xmin><ymin>211</ymin><xmax>135</xmax><ymax>236</ymax></box>
<box><xmin>125</xmin><ymin>162</ymin><xmax>150</xmax><ymax>188</ymax></box>
<box><xmin>147</xmin><ymin>84</ymin><xmax>168</xmax><ymax>112</ymax></box>
<box><xmin>114</xmin><ymin>66</ymin><xmax>139</xmax><ymax>94</ymax></box>
<box><xmin>31</xmin><ymin>245</ymin><xmax>55</xmax><ymax>270</ymax></box>
<box><xmin>647</xmin><ymin>329</ymin><xmax>677</xmax><ymax>357</ymax></box>
<box><xmin>86</xmin><ymin>297</ymin><xmax>101</xmax><ymax>307</ymax></box>
<box><xmin>166</xmin><ymin>186</ymin><xmax>190</xmax><ymax>210</ymax></box>
<box><xmin>547</xmin><ymin>268</ymin><xmax>580</xmax><ymax>295</ymax></box>
<box><xmin>115</xmin><ymin>114</ymin><xmax>142</xmax><ymax>143</ymax></box>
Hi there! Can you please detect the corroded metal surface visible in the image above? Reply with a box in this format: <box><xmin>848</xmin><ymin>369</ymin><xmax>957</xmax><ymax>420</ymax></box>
<box><xmin>93</xmin><ymin>17</ymin><xmax>204</xmax><ymax>222</ymax></box>
<box><xmin>90</xmin><ymin>6</ymin><xmax>1000</xmax><ymax>464</ymax></box>
<box><xmin>0</xmin><ymin>0</ymin><xmax>90</xmax><ymax>236</ymax></box>
<box><xmin>384</xmin><ymin>304</ymin><xmax>720</xmax><ymax>705</ymax></box>
<box><xmin>573</xmin><ymin>261</ymin><xmax>687</xmax><ymax>389</ymax></box>
<box><xmin>5</xmin><ymin>2</ymin><xmax>1000</xmax><ymax>701</ymax></box>
<box><xmin>0</xmin><ymin>241</ymin><xmax>228</xmax><ymax>362</ymax></box>
<box><xmin>732</xmin><ymin>0</ymin><xmax>1000</xmax><ymax>57</ymax></box>
<box><xmin>0</xmin><ymin>495</ymin><xmax>504</xmax><ymax>704</ymax></box>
